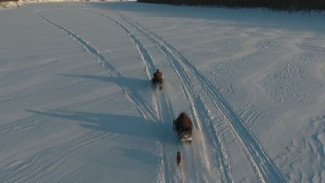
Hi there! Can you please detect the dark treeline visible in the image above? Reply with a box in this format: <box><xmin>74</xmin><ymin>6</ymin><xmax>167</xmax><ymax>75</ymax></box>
<box><xmin>0</xmin><ymin>0</ymin><xmax>19</xmax><ymax>2</ymax></box>
<box><xmin>137</xmin><ymin>0</ymin><xmax>325</xmax><ymax>11</ymax></box>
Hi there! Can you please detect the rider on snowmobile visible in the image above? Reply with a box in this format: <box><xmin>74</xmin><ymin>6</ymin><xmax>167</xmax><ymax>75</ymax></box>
<box><xmin>152</xmin><ymin>69</ymin><xmax>163</xmax><ymax>83</ymax></box>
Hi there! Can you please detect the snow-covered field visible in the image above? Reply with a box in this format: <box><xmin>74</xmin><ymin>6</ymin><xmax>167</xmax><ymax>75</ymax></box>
<box><xmin>1</xmin><ymin>2</ymin><xmax>325</xmax><ymax>183</ymax></box>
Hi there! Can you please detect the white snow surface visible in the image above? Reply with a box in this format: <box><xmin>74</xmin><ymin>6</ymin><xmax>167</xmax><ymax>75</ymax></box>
<box><xmin>0</xmin><ymin>2</ymin><xmax>325</xmax><ymax>183</ymax></box>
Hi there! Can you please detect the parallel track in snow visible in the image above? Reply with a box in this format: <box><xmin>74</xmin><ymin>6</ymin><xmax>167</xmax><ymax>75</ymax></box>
<box><xmin>35</xmin><ymin>8</ymin><xmax>285</xmax><ymax>183</ymax></box>
<box><xmin>36</xmin><ymin>10</ymin><xmax>172</xmax><ymax>183</ymax></box>
<box><xmin>86</xmin><ymin>11</ymin><xmax>189</xmax><ymax>182</ymax></box>
<box><xmin>36</xmin><ymin>9</ymin><xmax>183</xmax><ymax>183</ymax></box>
<box><xmin>35</xmin><ymin>10</ymin><xmax>157</xmax><ymax>123</ymax></box>
<box><xmin>117</xmin><ymin>13</ymin><xmax>285</xmax><ymax>183</ymax></box>
<box><xmin>88</xmin><ymin>10</ymin><xmax>232</xmax><ymax>182</ymax></box>
<box><xmin>88</xmin><ymin>10</ymin><xmax>231</xmax><ymax>182</ymax></box>
<box><xmin>85</xmin><ymin>10</ymin><xmax>175</xmax><ymax>182</ymax></box>
<box><xmin>113</xmin><ymin>12</ymin><xmax>230</xmax><ymax>183</ymax></box>
<box><xmin>114</xmin><ymin>12</ymin><xmax>233</xmax><ymax>182</ymax></box>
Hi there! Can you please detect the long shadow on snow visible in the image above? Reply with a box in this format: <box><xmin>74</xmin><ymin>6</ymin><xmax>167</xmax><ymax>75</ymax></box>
<box><xmin>56</xmin><ymin>73</ymin><xmax>152</xmax><ymax>90</ymax></box>
<box><xmin>26</xmin><ymin>110</ymin><xmax>177</xmax><ymax>144</ymax></box>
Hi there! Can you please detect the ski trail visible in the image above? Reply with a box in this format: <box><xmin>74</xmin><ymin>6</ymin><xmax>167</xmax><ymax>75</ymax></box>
<box><xmin>36</xmin><ymin>9</ymin><xmax>173</xmax><ymax>183</ymax></box>
<box><xmin>118</xmin><ymin>13</ymin><xmax>230</xmax><ymax>183</ymax></box>
<box><xmin>96</xmin><ymin>11</ymin><xmax>188</xmax><ymax>182</ymax></box>
<box><xmin>119</xmin><ymin>13</ymin><xmax>285</xmax><ymax>183</ymax></box>
<box><xmin>91</xmin><ymin>10</ymin><xmax>211</xmax><ymax>182</ymax></box>
<box><xmin>84</xmin><ymin>10</ymin><xmax>185</xmax><ymax>183</ymax></box>
<box><xmin>90</xmin><ymin>9</ymin><xmax>226</xmax><ymax>182</ymax></box>
<box><xmin>157</xmin><ymin>90</ymin><xmax>183</xmax><ymax>183</ymax></box>
<box><xmin>35</xmin><ymin>10</ymin><xmax>157</xmax><ymax>122</ymax></box>
<box><xmin>156</xmin><ymin>140</ymin><xmax>169</xmax><ymax>183</ymax></box>
<box><xmin>85</xmin><ymin>10</ymin><xmax>156</xmax><ymax>79</ymax></box>
<box><xmin>79</xmin><ymin>11</ymin><xmax>208</xmax><ymax>182</ymax></box>
<box><xmin>162</xmin><ymin>47</ymin><xmax>229</xmax><ymax>182</ymax></box>
<box><xmin>84</xmin><ymin>10</ymin><xmax>176</xmax><ymax>182</ymax></box>
<box><xmin>85</xmin><ymin>10</ymin><xmax>160</xmax><ymax>120</ymax></box>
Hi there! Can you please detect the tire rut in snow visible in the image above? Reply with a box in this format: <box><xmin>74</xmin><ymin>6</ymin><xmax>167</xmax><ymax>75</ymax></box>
<box><xmin>157</xmin><ymin>90</ymin><xmax>186</xmax><ymax>183</ymax></box>
<box><xmin>95</xmin><ymin>11</ymin><xmax>210</xmax><ymax>182</ymax></box>
<box><xmin>118</xmin><ymin>13</ymin><xmax>285</xmax><ymax>183</ymax></box>
<box><xmin>118</xmin><ymin>13</ymin><xmax>231</xmax><ymax>183</ymax></box>
<box><xmin>85</xmin><ymin>10</ymin><xmax>160</xmax><ymax>119</ymax></box>
<box><xmin>37</xmin><ymin>9</ymin><xmax>177</xmax><ymax>183</ymax></box>
<box><xmin>85</xmin><ymin>10</ymin><xmax>183</xmax><ymax>183</ymax></box>
<box><xmin>35</xmin><ymin>10</ymin><xmax>157</xmax><ymax>123</ymax></box>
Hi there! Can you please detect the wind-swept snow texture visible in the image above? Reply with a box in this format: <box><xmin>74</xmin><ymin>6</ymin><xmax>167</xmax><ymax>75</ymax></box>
<box><xmin>1</xmin><ymin>2</ymin><xmax>325</xmax><ymax>183</ymax></box>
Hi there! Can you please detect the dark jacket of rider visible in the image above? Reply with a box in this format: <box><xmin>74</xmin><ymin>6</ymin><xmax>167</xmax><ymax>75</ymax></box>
<box><xmin>154</xmin><ymin>69</ymin><xmax>162</xmax><ymax>79</ymax></box>
<box><xmin>175</xmin><ymin>112</ymin><xmax>192</xmax><ymax>131</ymax></box>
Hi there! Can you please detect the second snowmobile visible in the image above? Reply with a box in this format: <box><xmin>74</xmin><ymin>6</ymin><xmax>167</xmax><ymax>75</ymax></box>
<box><xmin>173</xmin><ymin>112</ymin><xmax>193</xmax><ymax>143</ymax></box>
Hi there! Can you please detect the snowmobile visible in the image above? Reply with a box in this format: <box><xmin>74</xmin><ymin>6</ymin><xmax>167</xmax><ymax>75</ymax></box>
<box><xmin>151</xmin><ymin>69</ymin><xmax>163</xmax><ymax>90</ymax></box>
<box><xmin>173</xmin><ymin>112</ymin><xmax>193</xmax><ymax>143</ymax></box>
<box><xmin>151</xmin><ymin>77</ymin><xmax>163</xmax><ymax>90</ymax></box>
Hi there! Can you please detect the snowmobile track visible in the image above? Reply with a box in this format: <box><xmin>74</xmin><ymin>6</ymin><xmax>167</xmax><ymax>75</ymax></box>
<box><xmin>94</xmin><ymin>11</ymin><xmax>231</xmax><ymax>182</ymax></box>
<box><xmin>35</xmin><ymin>8</ymin><xmax>284</xmax><ymax>183</ymax></box>
<box><xmin>117</xmin><ymin>13</ymin><xmax>233</xmax><ymax>183</ymax></box>
<box><xmin>35</xmin><ymin>10</ymin><xmax>157</xmax><ymax>123</ymax></box>
<box><xmin>86</xmin><ymin>10</ymin><xmax>161</xmax><ymax>119</ymax></box>
<box><xmin>118</xmin><ymin>13</ymin><xmax>285</xmax><ymax>183</ymax></box>
<box><xmin>36</xmin><ymin>10</ymin><xmax>177</xmax><ymax>183</ymax></box>
<box><xmin>86</xmin><ymin>10</ymin><xmax>183</xmax><ymax>183</ymax></box>
<box><xmin>92</xmin><ymin>11</ymin><xmax>213</xmax><ymax>182</ymax></box>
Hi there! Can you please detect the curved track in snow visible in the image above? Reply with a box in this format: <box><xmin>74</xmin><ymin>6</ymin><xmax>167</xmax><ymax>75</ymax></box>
<box><xmin>107</xmin><ymin>12</ymin><xmax>231</xmax><ymax>182</ymax></box>
<box><xmin>86</xmin><ymin>10</ymin><xmax>223</xmax><ymax>182</ymax></box>
<box><xmin>36</xmin><ymin>9</ymin><xmax>183</xmax><ymax>183</ymax></box>
<box><xmin>35</xmin><ymin>10</ymin><xmax>157</xmax><ymax>122</ymax></box>
<box><xmin>88</xmin><ymin>12</ymin><xmax>232</xmax><ymax>182</ymax></box>
<box><xmin>84</xmin><ymin>10</ymin><xmax>179</xmax><ymax>182</ymax></box>
<box><xmin>35</xmin><ymin>8</ymin><xmax>285</xmax><ymax>183</ymax></box>
<box><xmin>86</xmin><ymin>10</ymin><xmax>194</xmax><ymax>182</ymax></box>
<box><xmin>116</xmin><ymin>12</ymin><xmax>285</xmax><ymax>183</ymax></box>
